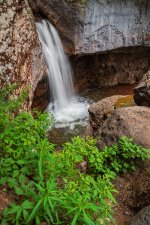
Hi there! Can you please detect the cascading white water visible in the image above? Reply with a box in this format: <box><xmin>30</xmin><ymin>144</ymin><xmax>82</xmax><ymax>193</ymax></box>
<box><xmin>36</xmin><ymin>20</ymin><xmax>88</xmax><ymax>128</ymax></box>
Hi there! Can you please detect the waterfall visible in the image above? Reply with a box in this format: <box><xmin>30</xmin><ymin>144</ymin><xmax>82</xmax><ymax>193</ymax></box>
<box><xmin>36</xmin><ymin>20</ymin><xmax>88</xmax><ymax>128</ymax></box>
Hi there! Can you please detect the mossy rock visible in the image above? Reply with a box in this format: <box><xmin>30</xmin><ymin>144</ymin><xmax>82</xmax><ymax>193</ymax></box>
<box><xmin>114</xmin><ymin>95</ymin><xmax>135</xmax><ymax>109</ymax></box>
<box><xmin>66</xmin><ymin>0</ymin><xmax>89</xmax><ymax>7</ymax></box>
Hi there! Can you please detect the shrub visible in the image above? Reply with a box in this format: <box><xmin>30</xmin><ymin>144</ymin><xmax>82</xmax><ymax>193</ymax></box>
<box><xmin>61</xmin><ymin>136</ymin><xmax>149</xmax><ymax>177</ymax></box>
<box><xmin>0</xmin><ymin>85</ymin><xmax>54</xmax><ymax>190</ymax></box>
<box><xmin>0</xmin><ymin>85</ymin><xmax>149</xmax><ymax>225</ymax></box>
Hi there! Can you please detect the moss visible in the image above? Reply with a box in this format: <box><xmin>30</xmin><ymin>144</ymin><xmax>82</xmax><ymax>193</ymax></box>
<box><xmin>79</xmin><ymin>0</ymin><xmax>88</xmax><ymax>5</ymax></box>
<box><xmin>114</xmin><ymin>95</ymin><xmax>135</xmax><ymax>109</ymax></box>
<box><xmin>66</xmin><ymin>0</ymin><xmax>89</xmax><ymax>7</ymax></box>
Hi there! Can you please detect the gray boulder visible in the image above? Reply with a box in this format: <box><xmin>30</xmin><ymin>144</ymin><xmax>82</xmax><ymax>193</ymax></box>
<box><xmin>134</xmin><ymin>71</ymin><xmax>150</xmax><ymax>107</ymax></box>
<box><xmin>129</xmin><ymin>205</ymin><xmax>150</xmax><ymax>225</ymax></box>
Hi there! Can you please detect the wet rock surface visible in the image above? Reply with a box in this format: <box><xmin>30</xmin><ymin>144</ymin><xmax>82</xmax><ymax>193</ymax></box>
<box><xmin>29</xmin><ymin>0</ymin><xmax>150</xmax><ymax>55</ymax></box>
<box><xmin>134</xmin><ymin>71</ymin><xmax>150</xmax><ymax>107</ymax></box>
<box><xmin>28</xmin><ymin>0</ymin><xmax>76</xmax><ymax>54</ymax></box>
<box><xmin>0</xmin><ymin>0</ymin><xmax>46</xmax><ymax>108</ymax></box>
<box><xmin>31</xmin><ymin>76</ymin><xmax>49</xmax><ymax>111</ymax></box>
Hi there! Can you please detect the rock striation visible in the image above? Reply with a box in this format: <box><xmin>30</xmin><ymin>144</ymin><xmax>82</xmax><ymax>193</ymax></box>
<box><xmin>0</xmin><ymin>0</ymin><xmax>46</xmax><ymax>108</ymax></box>
<box><xmin>1</xmin><ymin>0</ymin><xmax>150</xmax><ymax>108</ymax></box>
<box><xmin>29</xmin><ymin>0</ymin><xmax>150</xmax><ymax>55</ymax></box>
<box><xmin>28</xmin><ymin>0</ymin><xmax>150</xmax><ymax>91</ymax></box>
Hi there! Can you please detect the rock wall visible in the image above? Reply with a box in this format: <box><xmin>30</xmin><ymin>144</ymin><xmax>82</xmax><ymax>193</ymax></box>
<box><xmin>0</xmin><ymin>0</ymin><xmax>46</xmax><ymax>108</ymax></box>
<box><xmin>77</xmin><ymin>0</ymin><xmax>150</xmax><ymax>54</ymax></box>
<box><xmin>28</xmin><ymin>0</ymin><xmax>150</xmax><ymax>94</ymax></box>
<box><xmin>71</xmin><ymin>46</ymin><xmax>150</xmax><ymax>89</ymax></box>
<box><xmin>29</xmin><ymin>0</ymin><xmax>150</xmax><ymax>55</ymax></box>
<box><xmin>28</xmin><ymin>0</ymin><xmax>77</xmax><ymax>54</ymax></box>
<box><xmin>1</xmin><ymin>0</ymin><xmax>150</xmax><ymax>109</ymax></box>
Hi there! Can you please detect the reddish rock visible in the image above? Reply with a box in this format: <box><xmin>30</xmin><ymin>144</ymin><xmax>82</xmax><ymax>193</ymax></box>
<box><xmin>0</xmin><ymin>0</ymin><xmax>46</xmax><ymax>109</ymax></box>
<box><xmin>31</xmin><ymin>76</ymin><xmax>48</xmax><ymax>111</ymax></box>
<box><xmin>97</xmin><ymin>106</ymin><xmax>150</xmax><ymax>148</ymax></box>
<box><xmin>87</xmin><ymin>95</ymin><xmax>150</xmax><ymax>148</ymax></box>
<box><xmin>114</xmin><ymin>160</ymin><xmax>150</xmax><ymax>225</ymax></box>
<box><xmin>84</xmin><ymin>124</ymin><xmax>94</xmax><ymax>137</ymax></box>
<box><xmin>88</xmin><ymin>95</ymin><xmax>123</xmax><ymax>131</ymax></box>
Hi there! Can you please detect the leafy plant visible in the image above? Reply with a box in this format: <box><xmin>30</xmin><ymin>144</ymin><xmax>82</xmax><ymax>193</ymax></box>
<box><xmin>62</xmin><ymin>174</ymin><xmax>116</xmax><ymax>225</ymax></box>
<box><xmin>0</xmin><ymin>85</ymin><xmax>149</xmax><ymax>225</ymax></box>
<box><xmin>91</xmin><ymin>136</ymin><xmax>149</xmax><ymax>174</ymax></box>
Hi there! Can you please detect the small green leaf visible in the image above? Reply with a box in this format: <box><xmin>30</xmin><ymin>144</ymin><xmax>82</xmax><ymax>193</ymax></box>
<box><xmin>13</xmin><ymin>170</ymin><xmax>20</xmax><ymax>177</ymax></box>
<box><xmin>71</xmin><ymin>212</ymin><xmax>79</xmax><ymax>225</ymax></box>
<box><xmin>27</xmin><ymin>199</ymin><xmax>43</xmax><ymax>223</ymax></box>
<box><xmin>15</xmin><ymin>187</ymin><xmax>24</xmax><ymax>195</ymax></box>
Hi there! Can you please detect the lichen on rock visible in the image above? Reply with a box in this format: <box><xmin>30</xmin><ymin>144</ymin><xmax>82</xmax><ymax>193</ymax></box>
<box><xmin>0</xmin><ymin>0</ymin><xmax>46</xmax><ymax>109</ymax></box>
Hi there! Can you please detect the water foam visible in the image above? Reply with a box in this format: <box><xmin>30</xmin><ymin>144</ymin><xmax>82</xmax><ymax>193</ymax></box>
<box><xmin>36</xmin><ymin>20</ymin><xmax>88</xmax><ymax>128</ymax></box>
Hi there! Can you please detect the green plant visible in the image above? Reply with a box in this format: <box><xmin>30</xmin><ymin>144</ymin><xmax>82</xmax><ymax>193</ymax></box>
<box><xmin>62</xmin><ymin>174</ymin><xmax>116</xmax><ymax>225</ymax></box>
<box><xmin>0</xmin><ymin>85</ymin><xmax>149</xmax><ymax>225</ymax></box>
<box><xmin>2</xmin><ymin>176</ymin><xmax>61</xmax><ymax>225</ymax></box>
<box><xmin>89</xmin><ymin>136</ymin><xmax>149</xmax><ymax>175</ymax></box>
<box><xmin>61</xmin><ymin>136</ymin><xmax>149</xmax><ymax>177</ymax></box>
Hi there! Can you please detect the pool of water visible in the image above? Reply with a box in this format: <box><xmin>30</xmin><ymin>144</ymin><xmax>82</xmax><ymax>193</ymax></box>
<box><xmin>48</xmin><ymin>84</ymin><xmax>135</xmax><ymax>146</ymax></box>
<box><xmin>81</xmin><ymin>84</ymin><xmax>134</xmax><ymax>102</ymax></box>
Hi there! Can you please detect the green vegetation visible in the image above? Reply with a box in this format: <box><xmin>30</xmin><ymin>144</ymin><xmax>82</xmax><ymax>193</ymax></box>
<box><xmin>0</xmin><ymin>85</ymin><xmax>149</xmax><ymax>225</ymax></box>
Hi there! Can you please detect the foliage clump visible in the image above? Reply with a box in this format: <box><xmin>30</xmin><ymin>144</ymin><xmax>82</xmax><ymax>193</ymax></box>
<box><xmin>0</xmin><ymin>85</ymin><xmax>149</xmax><ymax>225</ymax></box>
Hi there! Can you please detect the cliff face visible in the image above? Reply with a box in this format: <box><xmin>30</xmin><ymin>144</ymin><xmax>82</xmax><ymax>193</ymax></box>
<box><xmin>29</xmin><ymin>0</ymin><xmax>150</xmax><ymax>55</ymax></box>
<box><xmin>71</xmin><ymin>46</ymin><xmax>150</xmax><ymax>88</ymax></box>
<box><xmin>0</xmin><ymin>0</ymin><xmax>46</xmax><ymax>108</ymax></box>
<box><xmin>76</xmin><ymin>0</ymin><xmax>150</xmax><ymax>54</ymax></box>
<box><xmin>1</xmin><ymin>0</ymin><xmax>150</xmax><ymax>109</ymax></box>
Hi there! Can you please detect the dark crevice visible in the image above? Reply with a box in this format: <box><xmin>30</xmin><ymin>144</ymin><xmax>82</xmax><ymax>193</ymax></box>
<box><xmin>31</xmin><ymin>75</ymin><xmax>49</xmax><ymax>112</ymax></box>
<box><xmin>32</xmin><ymin>46</ymin><xmax>150</xmax><ymax>111</ymax></box>
<box><xmin>70</xmin><ymin>46</ymin><xmax>150</xmax><ymax>91</ymax></box>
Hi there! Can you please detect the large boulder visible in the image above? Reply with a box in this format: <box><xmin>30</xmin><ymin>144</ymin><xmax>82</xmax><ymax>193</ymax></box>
<box><xmin>86</xmin><ymin>95</ymin><xmax>150</xmax><ymax>148</ymax></box>
<box><xmin>88</xmin><ymin>95</ymin><xmax>123</xmax><ymax>130</ymax></box>
<box><xmin>134</xmin><ymin>71</ymin><xmax>150</xmax><ymax>107</ymax></box>
<box><xmin>0</xmin><ymin>0</ymin><xmax>46</xmax><ymax>108</ymax></box>
<box><xmin>129</xmin><ymin>205</ymin><xmax>150</xmax><ymax>225</ymax></box>
<box><xmin>97</xmin><ymin>106</ymin><xmax>150</xmax><ymax>148</ymax></box>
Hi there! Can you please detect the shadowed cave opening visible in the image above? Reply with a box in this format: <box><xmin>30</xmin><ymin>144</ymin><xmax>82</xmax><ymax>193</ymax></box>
<box><xmin>32</xmin><ymin>46</ymin><xmax>150</xmax><ymax>111</ymax></box>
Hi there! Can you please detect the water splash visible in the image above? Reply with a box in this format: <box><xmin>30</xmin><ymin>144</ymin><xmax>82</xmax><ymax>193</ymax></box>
<box><xmin>36</xmin><ymin>20</ymin><xmax>88</xmax><ymax>128</ymax></box>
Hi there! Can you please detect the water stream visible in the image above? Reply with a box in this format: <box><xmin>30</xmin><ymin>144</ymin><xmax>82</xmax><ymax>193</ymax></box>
<box><xmin>36</xmin><ymin>20</ymin><xmax>134</xmax><ymax>145</ymax></box>
<box><xmin>36</xmin><ymin>20</ymin><xmax>88</xmax><ymax>128</ymax></box>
